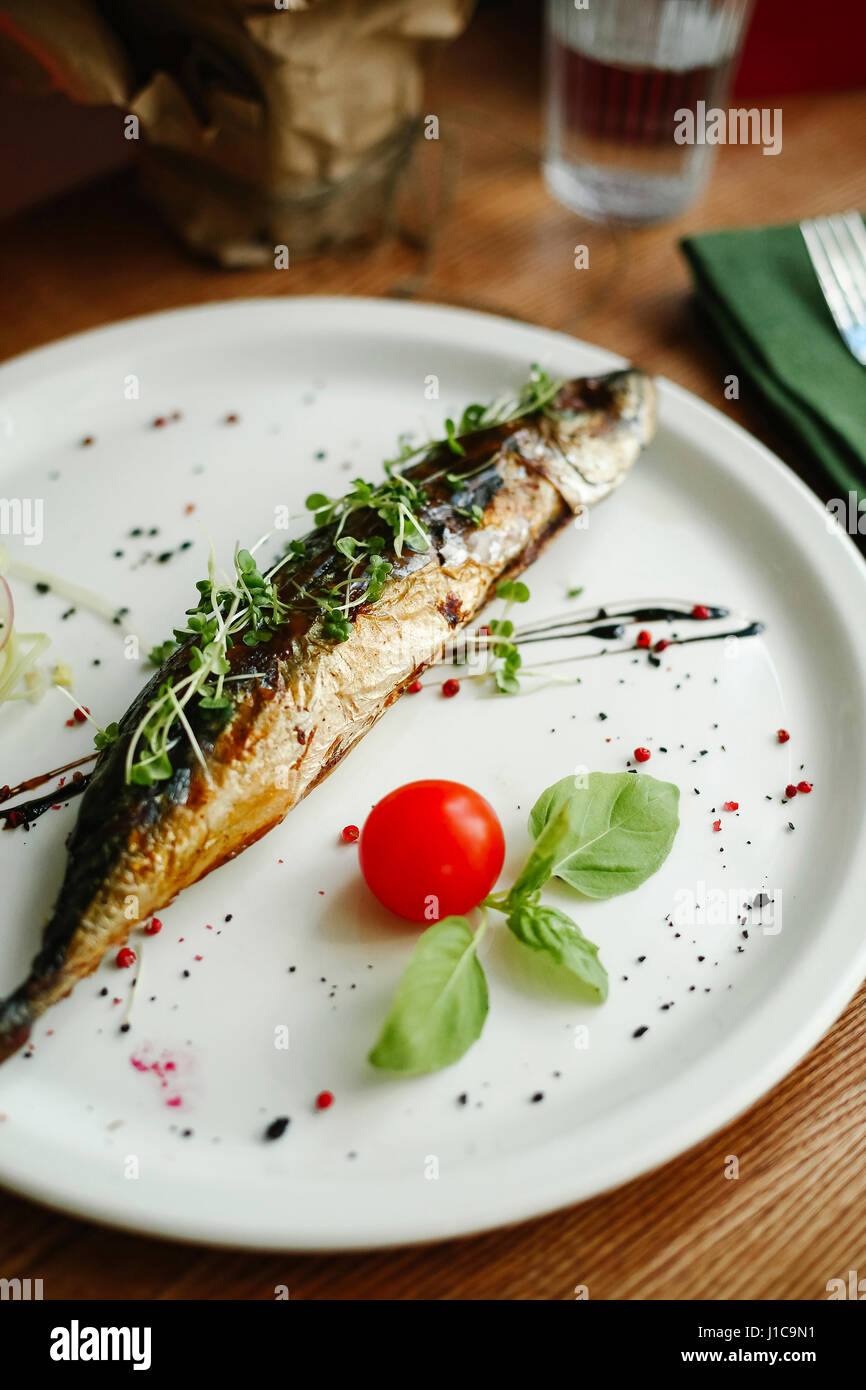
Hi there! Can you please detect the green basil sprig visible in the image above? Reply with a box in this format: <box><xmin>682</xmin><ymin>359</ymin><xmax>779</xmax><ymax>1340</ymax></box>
<box><xmin>368</xmin><ymin>771</ymin><xmax>679</xmax><ymax>1076</ymax></box>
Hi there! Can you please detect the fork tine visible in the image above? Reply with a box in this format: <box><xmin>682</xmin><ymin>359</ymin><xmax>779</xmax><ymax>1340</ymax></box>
<box><xmin>825</xmin><ymin>215</ymin><xmax>866</xmax><ymax>320</ymax></box>
<box><xmin>837</xmin><ymin>211</ymin><xmax>866</xmax><ymax>305</ymax></box>
<box><xmin>842</xmin><ymin>210</ymin><xmax>866</xmax><ymax>258</ymax></box>
<box><xmin>801</xmin><ymin>218</ymin><xmax>855</xmax><ymax>330</ymax></box>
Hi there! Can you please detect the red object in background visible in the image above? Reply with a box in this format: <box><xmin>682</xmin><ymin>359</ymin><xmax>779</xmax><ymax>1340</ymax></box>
<box><xmin>734</xmin><ymin>0</ymin><xmax>866</xmax><ymax>97</ymax></box>
<box><xmin>0</xmin><ymin>87</ymin><xmax>131</xmax><ymax>222</ymax></box>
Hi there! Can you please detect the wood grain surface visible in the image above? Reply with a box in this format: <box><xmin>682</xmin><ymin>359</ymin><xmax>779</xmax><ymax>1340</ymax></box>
<box><xmin>0</xmin><ymin>5</ymin><xmax>864</xmax><ymax>1300</ymax></box>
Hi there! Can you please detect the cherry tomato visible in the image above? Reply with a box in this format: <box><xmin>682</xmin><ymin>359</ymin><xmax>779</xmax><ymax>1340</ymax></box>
<box><xmin>359</xmin><ymin>780</ymin><xmax>505</xmax><ymax>924</ymax></box>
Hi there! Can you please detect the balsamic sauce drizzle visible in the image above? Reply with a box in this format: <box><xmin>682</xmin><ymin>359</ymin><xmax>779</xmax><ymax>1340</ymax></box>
<box><xmin>513</xmin><ymin>602</ymin><xmax>733</xmax><ymax>647</ymax></box>
<box><xmin>0</xmin><ymin>752</ymin><xmax>96</xmax><ymax>804</ymax></box>
<box><xmin>0</xmin><ymin>773</ymin><xmax>92</xmax><ymax>830</ymax></box>
<box><xmin>445</xmin><ymin>599</ymin><xmax>763</xmax><ymax>663</ymax></box>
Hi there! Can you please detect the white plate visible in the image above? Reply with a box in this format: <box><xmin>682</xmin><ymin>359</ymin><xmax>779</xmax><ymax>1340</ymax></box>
<box><xmin>0</xmin><ymin>297</ymin><xmax>864</xmax><ymax>1251</ymax></box>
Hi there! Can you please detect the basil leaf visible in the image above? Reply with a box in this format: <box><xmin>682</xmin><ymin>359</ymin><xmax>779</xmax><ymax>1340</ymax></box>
<box><xmin>368</xmin><ymin>916</ymin><xmax>489</xmax><ymax>1075</ymax></box>
<box><xmin>526</xmin><ymin>771</ymin><xmax>680</xmax><ymax>900</ymax></box>
<box><xmin>507</xmin><ymin>802</ymin><xmax>578</xmax><ymax>904</ymax></box>
<box><xmin>506</xmin><ymin>902</ymin><xmax>608</xmax><ymax>1002</ymax></box>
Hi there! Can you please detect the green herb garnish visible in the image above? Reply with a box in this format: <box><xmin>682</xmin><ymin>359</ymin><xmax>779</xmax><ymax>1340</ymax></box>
<box><xmin>368</xmin><ymin>771</ymin><xmax>679</xmax><ymax>1076</ymax></box>
<box><xmin>525</xmin><ymin>772</ymin><xmax>680</xmax><ymax>898</ymax></box>
<box><xmin>368</xmin><ymin>916</ymin><xmax>490</xmax><ymax>1076</ymax></box>
<box><xmin>124</xmin><ymin>544</ymin><xmax>287</xmax><ymax>786</ymax></box>
<box><xmin>443</xmin><ymin>418</ymin><xmax>466</xmax><ymax>457</ymax></box>
<box><xmin>148</xmin><ymin>640</ymin><xmax>177</xmax><ymax>666</ymax></box>
<box><xmin>455</xmin><ymin>504</ymin><xmax>484</xmax><ymax>527</ymax></box>
<box><xmin>380</xmin><ymin>363</ymin><xmax>562</xmax><ymax>475</ymax></box>
<box><xmin>505</xmin><ymin>901</ymin><xmax>608</xmax><ymax>1001</ymax></box>
<box><xmin>123</xmin><ymin>367</ymin><xmax>564</xmax><ymax>786</ymax></box>
<box><xmin>304</xmin><ymin>474</ymin><xmax>431</xmax><ymax>558</ymax></box>
<box><xmin>489</xmin><ymin>578</ymin><xmax>531</xmax><ymax>694</ymax></box>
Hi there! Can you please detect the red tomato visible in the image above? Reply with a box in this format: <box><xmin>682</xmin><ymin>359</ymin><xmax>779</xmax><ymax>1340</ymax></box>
<box><xmin>359</xmin><ymin>780</ymin><xmax>505</xmax><ymax>924</ymax></box>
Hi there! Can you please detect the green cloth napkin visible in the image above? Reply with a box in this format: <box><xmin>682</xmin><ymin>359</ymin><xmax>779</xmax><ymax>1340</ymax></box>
<box><xmin>680</xmin><ymin>220</ymin><xmax>866</xmax><ymax>501</ymax></box>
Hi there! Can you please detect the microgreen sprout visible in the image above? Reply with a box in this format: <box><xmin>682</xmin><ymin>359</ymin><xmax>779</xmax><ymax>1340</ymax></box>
<box><xmin>489</xmin><ymin>579</ymin><xmax>531</xmax><ymax>694</ymax></box>
<box><xmin>123</xmin><ymin>543</ymin><xmax>288</xmax><ymax>785</ymax></box>
<box><xmin>443</xmin><ymin>418</ymin><xmax>465</xmax><ymax>456</ymax></box>
<box><xmin>148</xmin><ymin>640</ymin><xmax>177</xmax><ymax>666</ymax></box>
<box><xmin>382</xmin><ymin>364</ymin><xmax>562</xmax><ymax>479</ymax></box>
<box><xmin>120</xmin><ymin>366</ymin><xmax>563</xmax><ymax>785</ymax></box>
<box><xmin>304</xmin><ymin>474</ymin><xmax>431</xmax><ymax>558</ymax></box>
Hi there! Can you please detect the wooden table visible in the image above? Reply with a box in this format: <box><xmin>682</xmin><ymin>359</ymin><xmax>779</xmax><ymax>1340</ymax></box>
<box><xmin>1</xmin><ymin>8</ymin><xmax>864</xmax><ymax>1300</ymax></box>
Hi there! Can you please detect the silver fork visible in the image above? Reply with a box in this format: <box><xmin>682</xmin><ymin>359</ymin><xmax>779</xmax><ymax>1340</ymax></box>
<box><xmin>800</xmin><ymin>212</ymin><xmax>866</xmax><ymax>365</ymax></box>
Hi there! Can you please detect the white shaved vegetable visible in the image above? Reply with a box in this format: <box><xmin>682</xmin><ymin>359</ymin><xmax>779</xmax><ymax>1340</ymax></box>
<box><xmin>0</xmin><ymin>575</ymin><xmax>12</xmax><ymax>654</ymax></box>
<box><xmin>0</xmin><ymin>542</ymin><xmax>143</xmax><ymax>718</ymax></box>
<box><xmin>0</xmin><ymin>630</ymin><xmax>51</xmax><ymax>705</ymax></box>
<box><xmin>0</xmin><ymin>551</ymin><xmax>52</xmax><ymax>705</ymax></box>
<box><xmin>1</xmin><ymin>548</ymin><xmax>122</xmax><ymax>626</ymax></box>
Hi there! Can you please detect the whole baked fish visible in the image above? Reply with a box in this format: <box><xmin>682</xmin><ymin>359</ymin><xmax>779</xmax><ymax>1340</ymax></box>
<box><xmin>0</xmin><ymin>368</ymin><xmax>657</xmax><ymax>1060</ymax></box>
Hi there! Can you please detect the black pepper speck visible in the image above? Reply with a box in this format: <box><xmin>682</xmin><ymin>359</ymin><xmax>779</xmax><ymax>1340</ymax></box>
<box><xmin>265</xmin><ymin>1116</ymin><xmax>290</xmax><ymax>1141</ymax></box>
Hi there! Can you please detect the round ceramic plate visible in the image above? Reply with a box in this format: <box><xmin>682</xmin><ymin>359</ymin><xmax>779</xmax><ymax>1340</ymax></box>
<box><xmin>0</xmin><ymin>298</ymin><xmax>864</xmax><ymax>1251</ymax></box>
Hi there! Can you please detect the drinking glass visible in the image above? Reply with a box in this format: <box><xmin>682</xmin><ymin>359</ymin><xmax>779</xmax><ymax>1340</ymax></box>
<box><xmin>544</xmin><ymin>0</ymin><xmax>755</xmax><ymax>224</ymax></box>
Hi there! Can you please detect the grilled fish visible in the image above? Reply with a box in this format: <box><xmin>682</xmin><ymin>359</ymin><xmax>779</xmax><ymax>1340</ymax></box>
<box><xmin>0</xmin><ymin>368</ymin><xmax>657</xmax><ymax>1060</ymax></box>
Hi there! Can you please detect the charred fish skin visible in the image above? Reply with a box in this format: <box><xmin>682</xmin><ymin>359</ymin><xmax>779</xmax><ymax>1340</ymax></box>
<box><xmin>0</xmin><ymin>368</ymin><xmax>657</xmax><ymax>1061</ymax></box>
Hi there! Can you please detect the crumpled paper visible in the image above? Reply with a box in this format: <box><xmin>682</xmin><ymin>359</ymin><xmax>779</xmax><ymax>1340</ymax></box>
<box><xmin>0</xmin><ymin>0</ymin><xmax>474</xmax><ymax>264</ymax></box>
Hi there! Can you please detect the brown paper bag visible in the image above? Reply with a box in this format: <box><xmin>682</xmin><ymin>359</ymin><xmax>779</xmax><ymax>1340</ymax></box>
<box><xmin>0</xmin><ymin>0</ymin><xmax>475</xmax><ymax>264</ymax></box>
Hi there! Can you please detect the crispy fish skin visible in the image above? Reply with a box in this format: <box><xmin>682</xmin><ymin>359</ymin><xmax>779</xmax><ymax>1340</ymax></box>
<box><xmin>0</xmin><ymin>369</ymin><xmax>657</xmax><ymax>1059</ymax></box>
